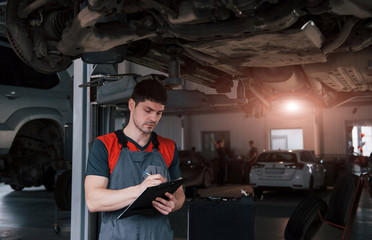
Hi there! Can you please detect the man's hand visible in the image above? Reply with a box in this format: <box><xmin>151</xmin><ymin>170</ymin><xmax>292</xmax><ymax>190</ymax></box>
<box><xmin>138</xmin><ymin>174</ymin><xmax>166</xmax><ymax>193</ymax></box>
<box><xmin>152</xmin><ymin>192</ymin><xmax>177</xmax><ymax>215</ymax></box>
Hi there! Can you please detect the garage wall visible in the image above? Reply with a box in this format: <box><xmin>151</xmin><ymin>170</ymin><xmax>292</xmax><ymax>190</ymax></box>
<box><xmin>266</xmin><ymin>110</ymin><xmax>318</xmax><ymax>152</ymax></box>
<box><xmin>155</xmin><ymin>115</ymin><xmax>183</xmax><ymax>149</ymax></box>
<box><xmin>122</xmin><ymin>103</ymin><xmax>372</xmax><ymax>157</ymax></box>
<box><xmin>188</xmin><ymin>112</ymin><xmax>265</xmax><ymax>155</ymax></box>
<box><xmin>186</xmin><ymin>107</ymin><xmax>317</xmax><ymax>156</ymax></box>
<box><xmin>321</xmin><ymin>104</ymin><xmax>372</xmax><ymax>155</ymax></box>
<box><xmin>165</xmin><ymin>104</ymin><xmax>372</xmax><ymax>157</ymax></box>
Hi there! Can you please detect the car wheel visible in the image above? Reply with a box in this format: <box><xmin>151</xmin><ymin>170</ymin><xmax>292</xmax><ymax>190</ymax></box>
<box><xmin>43</xmin><ymin>167</ymin><xmax>56</xmax><ymax>192</ymax></box>
<box><xmin>254</xmin><ymin>188</ymin><xmax>263</xmax><ymax>198</ymax></box>
<box><xmin>326</xmin><ymin>173</ymin><xmax>359</xmax><ymax>227</ymax></box>
<box><xmin>185</xmin><ymin>186</ymin><xmax>199</xmax><ymax>199</ymax></box>
<box><xmin>284</xmin><ymin>196</ymin><xmax>327</xmax><ymax>240</ymax></box>
<box><xmin>10</xmin><ymin>184</ymin><xmax>24</xmax><ymax>191</ymax></box>
<box><xmin>54</xmin><ymin>170</ymin><xmax>72</xmax><ymax>211</ymax></box>
<box><xmin>202</xmin><ymin>171</ymin><xmax>212</xmax><ymax>188</ymax></box>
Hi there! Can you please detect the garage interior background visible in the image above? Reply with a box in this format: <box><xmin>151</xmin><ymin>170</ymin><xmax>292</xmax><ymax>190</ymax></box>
<box><xmin>115</xmin><ymin>61</ymin><xmax>372</xmax><ymax>157</ymax></box>
<box><xmin>26</xmin><ymin>51</ymin><xmax>369</xmax><ymax>239</ymax></box>
<box><xmin>0</xmin><ymin>47</ymin><xmax>366</xmax><ymax>240</ymax></box>
<box><xmin>1</xmin><ymin>0</ymin><xmax>372</xmax><ymax>239</ymax></box>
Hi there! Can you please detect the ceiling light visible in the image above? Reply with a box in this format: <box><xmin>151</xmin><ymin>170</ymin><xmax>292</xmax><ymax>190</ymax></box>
<box><xmin>285</xmin><ymin>101</ymin><xmax>300</xmax><ymax>112</ymax></box>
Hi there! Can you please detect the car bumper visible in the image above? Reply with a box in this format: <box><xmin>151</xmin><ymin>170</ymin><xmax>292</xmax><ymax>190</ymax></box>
<box><xmin>249</xmin><ymin>173</ymin><xmax>308</xmax><ymax>190</ymax></box>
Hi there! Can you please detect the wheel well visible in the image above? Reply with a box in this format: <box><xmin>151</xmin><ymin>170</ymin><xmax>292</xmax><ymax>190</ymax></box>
<box><xmin>203</xmin><ymin>169</ymin><xmax>211</xmax><ymax>179</ymax></box>
<box><xmin>11</xmin><ymin>119</ymin><xmax>64</xmax><ymax>160</ymax></box>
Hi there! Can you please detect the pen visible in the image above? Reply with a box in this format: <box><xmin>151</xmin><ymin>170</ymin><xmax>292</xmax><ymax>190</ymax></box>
<box><xmin>143</xmin><ymin>171</ymin><xmax>151</xmax><ymax>176</ymax></box>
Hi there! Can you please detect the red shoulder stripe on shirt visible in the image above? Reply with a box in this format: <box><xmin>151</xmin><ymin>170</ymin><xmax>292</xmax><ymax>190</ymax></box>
<box><xmin>156</xmin><ymin>135</ymin><xmax>175</xmax><ymax>168</ymax></box>
<box><xmin>96</xmin><ymin>133</ymin><xmax>121</xmax><ymax>175</ymax></box>
<box><xmin>97</xmin><ymin>132</ymin><xmax>175</xmax><ymax>174</ymax></box>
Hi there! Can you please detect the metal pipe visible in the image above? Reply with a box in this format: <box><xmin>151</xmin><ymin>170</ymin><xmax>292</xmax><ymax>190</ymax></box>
<box><xmin>321</xmin><ymin>16</ymin><xmax>360</xmax><ymax>56</ymax></box>
<box><xmin>165</xmin><ymin>0</ymin><xmax>303</xmax><ymax>41</ymax></box>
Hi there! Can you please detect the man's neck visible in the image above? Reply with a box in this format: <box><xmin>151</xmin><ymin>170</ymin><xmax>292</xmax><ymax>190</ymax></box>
<box><xmin>123</xmin><ymin>126</ymin><xmax>151</xmax><ymax>147</ymax></box>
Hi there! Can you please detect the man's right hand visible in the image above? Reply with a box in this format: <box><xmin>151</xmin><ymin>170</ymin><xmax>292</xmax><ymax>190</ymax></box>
<box><xmin>138</xmin><ymin>174</ymin><xmax>166</xmax><ymax>192</ymax></box>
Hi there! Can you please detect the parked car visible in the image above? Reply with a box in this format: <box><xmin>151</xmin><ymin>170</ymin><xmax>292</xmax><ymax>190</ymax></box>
<box><xmin>179</xmin><ymin>150</ymin><xmax>213</xmax><ymax>188</ymax></box>
<box><xmin>249</xmin><ymin>150</ymin><xmax>326</xmax><ymax>195</ymax></box>
<box><xmin>0</xmin><ymin>45</ymin><xmax>73</xmax><ymax>191</ymax></box>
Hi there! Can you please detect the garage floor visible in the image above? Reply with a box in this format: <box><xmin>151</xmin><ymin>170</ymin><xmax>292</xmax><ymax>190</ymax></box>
<box><xmin>0</xmin><ymin>182</ymin><xmax>371</xmax><ymax>240</ymax></box>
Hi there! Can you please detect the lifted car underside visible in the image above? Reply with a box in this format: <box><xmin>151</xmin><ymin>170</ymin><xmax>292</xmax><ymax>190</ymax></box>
<box><xmin>2</xmin><ymin>0</ymin><xmax>372</xmax><ymax>116</ymax></box>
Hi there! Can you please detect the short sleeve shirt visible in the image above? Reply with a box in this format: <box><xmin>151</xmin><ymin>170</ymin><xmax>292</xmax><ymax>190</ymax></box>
<box><xmin>86</xmin><ymin>132</ymin><xmax>181</xmax><ymax>181</ymax></box>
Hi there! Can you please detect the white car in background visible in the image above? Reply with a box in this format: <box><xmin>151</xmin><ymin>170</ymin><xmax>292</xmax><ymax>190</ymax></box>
<box><xmin>250</xmin><ymin>150</ymin><xmax>325</xmax><ymax>195</ymax></box>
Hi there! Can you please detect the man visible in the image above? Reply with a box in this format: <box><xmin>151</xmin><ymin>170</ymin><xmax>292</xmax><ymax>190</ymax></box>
<box><xmin>245</xmin><ymin>140</ymin><xmax>258</xmax><ymax>184</ymax></box>
<box><xmin>211</xmin><ymin>138</ymin><xmax>227</xmax><ymax>186</ymax></box>
<box><xmin>247</xmin><ymin>140</ymin><xmax>258</xmax><ymax>164</ymax></box>
<box><xmin>85</xmin><ymin>79</ymin><xmax>185</xmax><ymax>240</ymax></box>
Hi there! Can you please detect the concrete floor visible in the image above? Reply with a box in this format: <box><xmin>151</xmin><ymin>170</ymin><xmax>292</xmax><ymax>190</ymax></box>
<box><xmin>0</xmin><ymin>183</ymin><xmax>70</xmax><ymax>239</ymax></box>
<box><xmin>0</xmin><ymin>182</ymin><xmax>371</xmax><ymax>239</ymax></box>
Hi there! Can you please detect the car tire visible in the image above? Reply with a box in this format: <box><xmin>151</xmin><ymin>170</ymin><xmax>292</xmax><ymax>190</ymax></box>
<box><xmin>202</xmin><ymin>171</ymin><xmax>212</xmax><ymax>188</ymax></box>
<box><xmin>284</xmin><ymin>196</ymin><xmax>327</xmax><ymax>240</ymax></box>
<box><xmin>185</xmin><ymin>186</ymin><xmax>199</xmax><ymax>199</ymax></box>
<box><xmin>54</xmin><ymin>170</ymin><xmax>72</xmax><ymax>211</ymax></box>
<box><xmin>43</xmin><ymin>167</ymin><xmax>56</xmax><ymax>192</ymax></box>
<box><xmin>254</xmin><ymin>188</ymin><xmax>263</xmax><ymax>198</ymax></box>
<box><xmin>326</xmin><ymin>172</ymin><xmax>359</xmax><ymax>227</ymax></box>
<box><xmin>10</xmin><ymin>184</ymin><xmax>24</xmax><ymax>191</ymax></box>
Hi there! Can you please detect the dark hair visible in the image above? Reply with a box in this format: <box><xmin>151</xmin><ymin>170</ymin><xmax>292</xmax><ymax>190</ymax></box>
<box><xmin>131</xmin><ymin>80</ymin><xmax>168</xmax><ymax>105</ymax></box>
<box><xmin>249</xmin><ymin>140</ymin><xmax>254</xmax><ymax>144</ymax></box>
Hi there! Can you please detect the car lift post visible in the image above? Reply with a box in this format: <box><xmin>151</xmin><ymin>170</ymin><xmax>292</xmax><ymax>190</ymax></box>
<box><xmin>70</xmin><ymin>59</ymin><xmax>92</xmax><ymax>240</ymax></box>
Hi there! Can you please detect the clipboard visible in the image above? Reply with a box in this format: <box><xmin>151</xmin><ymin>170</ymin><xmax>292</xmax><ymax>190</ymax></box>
<box><xmin>117</xmin><ymin>178</ymin><xmax>186</xmax><ymax>219</ymax></box>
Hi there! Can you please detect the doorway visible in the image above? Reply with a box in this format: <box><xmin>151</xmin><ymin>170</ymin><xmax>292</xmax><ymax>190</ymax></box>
<box><xmin>351</xmin><ymin>125</ymin><xmax>372</xmax><ymax>157</ymax></box>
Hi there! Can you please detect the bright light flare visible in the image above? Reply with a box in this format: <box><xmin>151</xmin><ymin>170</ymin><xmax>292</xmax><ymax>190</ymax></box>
<box><xmin>285</xmin><ymin>101</ymin><xmax>300</xmax><ymax>112</ymax></box>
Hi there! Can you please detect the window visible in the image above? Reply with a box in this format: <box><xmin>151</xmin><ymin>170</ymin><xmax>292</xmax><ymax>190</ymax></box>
<box><xmin>352</xmin><ymin>126</ymin><xmax>372</xmax><ymax>156</ymax></box>
<box><xmin>257</xmin><ymin>152</ymin><xmax>297</xmax><ymax>163</ymax></box>
<box><xmin>300</xmin><ymin>151</ymin><xmax>313</xmax><ymax>162</ymax></box>
<box><xmin>270</xmin><ymin>129</ymin><xmax>303</xmax><ymax>150</ymax></box>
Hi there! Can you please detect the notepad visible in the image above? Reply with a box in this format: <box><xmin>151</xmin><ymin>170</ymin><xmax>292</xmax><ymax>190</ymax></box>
<box><xmin>117</xmin><ymin>178</ymin><xmax>186</xmax><ymax>219</ymax></box>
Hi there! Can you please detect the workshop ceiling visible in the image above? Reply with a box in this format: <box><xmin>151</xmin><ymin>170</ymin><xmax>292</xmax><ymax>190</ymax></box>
<box><xmin>1</xmin><ymin>0</ymin><xmax>372</xmax><ymax>117</ymax></box>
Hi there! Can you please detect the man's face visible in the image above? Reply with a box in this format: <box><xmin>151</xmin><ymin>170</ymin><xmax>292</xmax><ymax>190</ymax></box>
<box><xmin>130</xmin><ymin>99</ymin><xmax>165</xmax><ymax>134</ymax></box>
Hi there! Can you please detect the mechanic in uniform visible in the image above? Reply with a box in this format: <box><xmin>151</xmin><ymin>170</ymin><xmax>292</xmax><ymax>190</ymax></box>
<box><xmin>246</xmin><ymin>140</ymin><xmax>258</xmax><ymax>183</ymax></box>
<box><xmin>247</xmin><ymin>140</ymin><xmax>258</xmax><ymax>164</ymax></box>
<box><xmin>84</xmin><ymin>79</ymin><xmax>185</xmax><ymax>240</ymax></box>
<box><xmin>211</xmin><ymin>138</ymin><xmax>228</xmax><ymax>186</ymax></box>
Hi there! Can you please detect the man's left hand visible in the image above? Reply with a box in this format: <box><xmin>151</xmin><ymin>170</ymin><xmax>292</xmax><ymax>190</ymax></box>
<box><xmin>152</xmin><ymin>192</ymin><xmax>177</xmax><ymax>215</ymax></box>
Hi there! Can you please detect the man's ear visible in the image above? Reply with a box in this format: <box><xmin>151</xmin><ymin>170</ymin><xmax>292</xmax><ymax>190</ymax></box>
<box><xmin>128</xmin><ymin>98</ymin><xmax>135</xmax><ymax>111</ymax></box>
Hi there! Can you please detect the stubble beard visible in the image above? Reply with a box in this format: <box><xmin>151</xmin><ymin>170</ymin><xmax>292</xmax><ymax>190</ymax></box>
<box><xmin>134</xmin><ymin>118</ymin><xmax>156</xmax><ymax>134</ymax></box>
